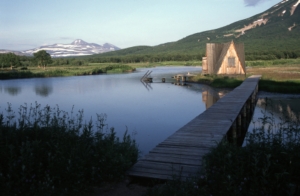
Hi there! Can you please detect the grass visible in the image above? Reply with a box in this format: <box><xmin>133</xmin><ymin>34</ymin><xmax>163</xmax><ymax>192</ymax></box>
<box><xmin>246</xmin><ymin>58</ymin><xmax>300</xmax><ymax>67</ymax></box>
<box><xmin>0</xmin><ymin>103</ymin><xmax>139</xmax><ymax>195</ymax></box>
<box><xmin>0</xmin><ymin>64</ymin><xmax>136</xmax><ymax>79</ymax></box>
<box><xmin>146</xmin><ymin>99</ymin><xmax>300</xmax><ymax>195</ymax></box>
<box><xmin>191</xmin><ymin>75</ymin><xmax>245</xmax><ymax>88</ymax></box>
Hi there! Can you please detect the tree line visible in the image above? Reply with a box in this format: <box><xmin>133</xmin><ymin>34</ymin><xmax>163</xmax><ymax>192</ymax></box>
<box><xmin>1</xmin><ymin>49</ymin><xmax>299</xmax><ymax>68</ymax></box>
<box><xmin>0</xmin><ymin>50</ymin><xmax>52</xmax><ymax>69</ymax></box>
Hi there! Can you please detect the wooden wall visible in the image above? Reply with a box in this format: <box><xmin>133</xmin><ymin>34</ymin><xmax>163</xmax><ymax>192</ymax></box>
<box><xmin>206</xmin><ymin>43</ymin><xmax>224</xmax><ymax>74</ymax></box>
<box><xmin>205</xmin><ymin>42</ymin><xmax>246</xmax><ymax>75</ymax></box>
<box><xmin>217</xmin><ymin>43</ymin><xmax>245</xmax><ymax>74</ymax></box>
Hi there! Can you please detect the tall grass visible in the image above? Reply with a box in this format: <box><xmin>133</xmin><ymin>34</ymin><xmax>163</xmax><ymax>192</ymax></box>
<box><xmin>147</xmin><ymin>99</ymin><xmax>300</xmax><ymax>195</ymax></box>
<box><xmin>191</xmin><ymin>75</ymin><xmax>244</xmax><ymax>88</ymax></box>
<box><xmin>0</xmin><ymin>103</ymin><xmax>138</xmax><ymax>195</ymax></box>
<box><xmin>259</xmin><ymin>79</ymin><xmax>300</xmax><ymax>94</ymax></box>
<box><xmin>246</xmin><ymin>58</ymin><xmax>300</xmax><ymax>67</ymax></box>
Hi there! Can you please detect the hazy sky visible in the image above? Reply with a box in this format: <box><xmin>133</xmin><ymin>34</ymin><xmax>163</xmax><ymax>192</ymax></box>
<box><xmin>1</xmin><ymin>0</ymin><xmax>282</xmax><ymax>50</ymax></box>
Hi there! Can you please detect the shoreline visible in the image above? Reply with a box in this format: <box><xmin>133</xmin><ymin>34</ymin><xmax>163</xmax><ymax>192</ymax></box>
<box><xmin>257</xmin><ymin>90</ymin><xmax>300</xmax><ymax>99</ymax></box>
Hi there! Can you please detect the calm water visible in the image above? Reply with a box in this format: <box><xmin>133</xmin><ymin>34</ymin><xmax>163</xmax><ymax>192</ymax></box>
<box><xmin>1</xmin><ymin>67</ymin><xmax>298</xmax><ymax>155</ymax></box>
<box><xmin>0</xmin><ymin>66</ymin><xmax>222</xmax><ymax>155</ymax></box>
<box><xmin>249</xmin><ymin>93</ymin><xmax>300</xmax><ymax>134</ymax></box>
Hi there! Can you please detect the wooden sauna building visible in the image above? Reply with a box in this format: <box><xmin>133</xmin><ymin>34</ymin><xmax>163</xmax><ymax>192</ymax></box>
<box><xmin>202</xmin><ymin>41</ymin><xmax>246</xmax><ymax>75</ymax></box>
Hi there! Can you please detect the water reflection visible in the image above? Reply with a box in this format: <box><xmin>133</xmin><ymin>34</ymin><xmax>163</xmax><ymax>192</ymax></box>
<box><xmin>245</xmin><ymin>96</ymin><xmax>300</xmax><ymax>146</ymax></box>
<box><xmin>4</xmin><ymin>87</ymin><xmax>21</xmax><ymax>96</ymax></box>
<box><xmin>201</xmin><ymin>86</ymin><xmax>227</xmax><ymax>109</ymax></box>
<box><xmin>172</xmin><ymin>82</ymin><xmax>189</xmax><ymax>86</ymax></box>
<box><xmin>140</xmin><ymin>80</ymin><xmax>153</xmax><ymax>91</ymax></box>
<box><xmin>256</xmin><ymin>98</ymin><xmax>300</xmax><ymax>121</ymax></box>
<box><xmin>34</xmin><ymin>85</ymin><xmax>53</xmax><ymax>97</ymax></box>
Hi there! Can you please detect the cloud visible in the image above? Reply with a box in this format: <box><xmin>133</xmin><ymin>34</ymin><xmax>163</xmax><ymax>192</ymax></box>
<box><xmin>59</xmin><ymin>37</ymin><xmax>74</xmax><ymax>40</ymax></box>
<box><xmin>244</xmin><ymin>0</ymin><xmax>271</xmax><ymax>6</ymax></box>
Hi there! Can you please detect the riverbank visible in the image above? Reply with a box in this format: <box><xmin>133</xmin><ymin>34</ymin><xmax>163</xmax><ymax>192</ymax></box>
<box><xmin>0</xmin><ymin>64</ymin><xmax>136</xmax><ymax>79</ymax></box>
<box><xmin>190</xmin><ymin>64</ymin><xmax>300</xmax><ymax>94</ymax></box>
<box><xmin>1</xmin><ymin>59</ymin><xmax>300</xmax><ymax>93</ymax></box>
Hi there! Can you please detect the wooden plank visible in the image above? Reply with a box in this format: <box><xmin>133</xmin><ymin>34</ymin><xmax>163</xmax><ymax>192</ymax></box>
<box><xmin>128</xmin><ymin>166</ymin><xmax>198</xmax><ymax>178</ymax></box>
<box><xmin>149</xmin><ymin>147</ymin><xmax>210</xmax><ymax>156</ymax></box>
<box><xmin>127</xmin><ymin>170</ymin><xmax>195</xmax><ymax>180</ymax></box>
<box><xmin>128</xmin><ymin>161</ymin><xmax>201</xmax><ymax>178</ymax></box>
<box><xmin>141</xmin><ymin>155</ymin><xmax>202</xmax><ymax>166</ymax></box>
<box><xmin>157</xmin><ymin>142</ymin><xmax>218</xmax><ymax>148</ymax></box>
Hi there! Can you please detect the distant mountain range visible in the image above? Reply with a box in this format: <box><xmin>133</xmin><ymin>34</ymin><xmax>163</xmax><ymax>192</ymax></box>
<box><xmin>0</xmin><ymin>39</ymin><xmax>120</xmax><ymax>57</ymax></box>
<box><xmin>94</xmin><ymin>0</ymin><xmax>300</xmax><ymax>58</ymax></box>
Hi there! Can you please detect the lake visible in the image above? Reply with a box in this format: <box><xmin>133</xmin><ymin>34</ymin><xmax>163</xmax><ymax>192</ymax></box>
<box><xmin>0</xmin><ymin>66</ymin><xmax>219</xmax><ymax>155</ymax></box>
<box><xmin>1</xmin><ymin>66</ymin><xmax>299</xmax><ymax>155</ymax></box>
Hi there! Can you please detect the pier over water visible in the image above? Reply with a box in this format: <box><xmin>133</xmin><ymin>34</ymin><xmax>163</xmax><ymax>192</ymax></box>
<box><xmin>128</xmin><ymin>75</ymin><xmax>261</xmax><ymax>180</ymax></box>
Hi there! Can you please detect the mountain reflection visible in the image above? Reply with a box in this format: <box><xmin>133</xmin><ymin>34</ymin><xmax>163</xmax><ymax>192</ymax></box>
<box><xmin>35</xmin><ymin>85</ymin><xmax>53</xmax><ymax>97</ymax></box>
<box><xmin>5</xmin><ymin>87</ymin><xmax>21</xmax><ymax>96</ymax></box>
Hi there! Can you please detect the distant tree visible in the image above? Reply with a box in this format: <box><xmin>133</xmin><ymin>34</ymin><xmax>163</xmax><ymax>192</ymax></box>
<box><xmin>33</xmin><ymin>50</ymin><xmax>52</xmax><ymax>70</ymax></box>
<box><xmin>0</xmin><ymin>54</ymin><xmax>5</xmax><ymax>69</ymax></box>
<box><xmin>0</xmin><ymin>53</ymin><xmax>20</xmax><ymax>69</ymax></box>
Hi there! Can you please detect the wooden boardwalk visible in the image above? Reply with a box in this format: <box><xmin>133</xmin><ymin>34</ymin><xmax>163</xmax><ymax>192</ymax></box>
<box><xmin>128</xmin><ymin>75</ymin><xmax>261</xmax><ymax>180</ymax></box>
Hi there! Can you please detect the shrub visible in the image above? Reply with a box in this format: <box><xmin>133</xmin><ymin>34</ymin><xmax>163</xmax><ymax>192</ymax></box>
<box><xmin>0</xmin><ymin>103</ymin><xmax>138</xmax><ymax>195</ymax></box>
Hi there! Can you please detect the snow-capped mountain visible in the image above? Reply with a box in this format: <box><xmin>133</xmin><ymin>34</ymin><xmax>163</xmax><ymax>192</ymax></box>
<box><xmin>1</xmin><ymin>39</ymin><xmax>121</xmax><ymax>58</ymax></box>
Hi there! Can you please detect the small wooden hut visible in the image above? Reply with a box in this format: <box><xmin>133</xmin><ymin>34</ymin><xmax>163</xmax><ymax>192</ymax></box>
<box><xmin>202</xmin><ymin>41</ymin><xmax>246</xmax><ymax>75</ymax></box>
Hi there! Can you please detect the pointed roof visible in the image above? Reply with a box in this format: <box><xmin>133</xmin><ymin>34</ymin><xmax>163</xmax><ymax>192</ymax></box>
<box><xmin>215</xmin><ymin>41</ymin><xmax>246</xmax><ymax>74</ymax></box>
<box><xmin>233</xmin><ymin>43</ymin><xmax>246</xmax><ymax>73</ymax></box>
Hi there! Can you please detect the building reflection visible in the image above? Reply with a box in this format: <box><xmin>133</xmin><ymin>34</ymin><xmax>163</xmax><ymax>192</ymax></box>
<box><xmin>201</xmin><ymin>86</ymin><xmax>227</xmax><ymax>109</ymax></box>
<box><xmin>169</xmin><ymin>82</ymin><xmax>228</xmax><ymax>109</ymax></box>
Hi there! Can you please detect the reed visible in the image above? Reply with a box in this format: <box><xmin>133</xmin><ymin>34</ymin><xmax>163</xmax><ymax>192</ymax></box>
<box><xmin>0</xmin><ymin>103</ymin><xmax>139</xmax><ymax>195</ymax></box>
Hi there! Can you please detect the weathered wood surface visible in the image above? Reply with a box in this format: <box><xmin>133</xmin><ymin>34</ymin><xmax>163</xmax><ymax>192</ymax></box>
<box><xmin>128</xmin><ymin>75</ymin><xmax>261</xmax><ymax>180</ymax></box>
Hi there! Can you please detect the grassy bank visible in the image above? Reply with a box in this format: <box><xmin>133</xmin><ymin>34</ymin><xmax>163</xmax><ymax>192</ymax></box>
<box><xmin>0</xmin><ymin>64</ymin><xmax>136</xmax><ymax>79</ymax></box>
<box><xmin>0</xmin><ymin>103</ymin><xmax>138</xmax><ymax>195</ymax></box>
<box><xmin>191</xmin><ymin>59</ymin><xmax>300</xmax><ymax>93</ymax></box>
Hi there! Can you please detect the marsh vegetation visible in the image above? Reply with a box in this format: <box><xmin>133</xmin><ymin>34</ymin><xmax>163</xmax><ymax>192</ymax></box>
<box><xmin>0</xmin><ymin>103</ymin><xmax>138</xmax><ymax>195</ymax></box>
<box><xmin>191</xmin><ymin>58</ymin><xmax>300</xmax><ymax>94</ymax></box>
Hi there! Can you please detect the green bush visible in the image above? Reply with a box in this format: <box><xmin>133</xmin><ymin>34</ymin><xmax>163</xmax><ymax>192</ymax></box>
<box><xmin>0</xmin><ymin>103</ymin><xmax>138</xmax><ymax>195</ymax></box>
<box><xmin>104</xmin><ymin>64</ymin><xmax>136</xmax><ymax>73</ymax></box>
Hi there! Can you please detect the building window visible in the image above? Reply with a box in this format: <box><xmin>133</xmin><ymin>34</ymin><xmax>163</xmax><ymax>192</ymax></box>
<box><xmin>228</xmin><ymin>57</ymin><xmax>235</xmax><ymax>67</ymax></box>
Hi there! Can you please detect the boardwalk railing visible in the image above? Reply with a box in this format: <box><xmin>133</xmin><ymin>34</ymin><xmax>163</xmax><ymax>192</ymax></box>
<box><xmin>128</xmin><ymin>75</ymin><xmax>261</xmax><ymax>180</ymax></box>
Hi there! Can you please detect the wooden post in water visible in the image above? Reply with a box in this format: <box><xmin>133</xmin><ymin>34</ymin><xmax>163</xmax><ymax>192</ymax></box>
<box><xmin>242</xmin><ymin>105</ymin><xmax>247</xmax><ymax>131</ymax></box>
<box><xmin>237</xmin><ymin>114</ymin><xmax>242</xmax><ymax>137</ymax></box>
<box><xmin>229</xmin><ymin>119</ymin><xmax>237</xmax><ymax>144</ymax></box>
<box><xmin>251</xmin><ymin>92</ymin><xmax>256</xmax><ymax>113</ymax></box>
<box><xmin>162</xmin><ymin>78</ymin><xmax>165</xmax><ymax>83</ymax></box>
<box><xmin>247</xmin><ymin>98</ymin><xmax>251</xmax><ymax>114</ymax></box>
